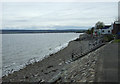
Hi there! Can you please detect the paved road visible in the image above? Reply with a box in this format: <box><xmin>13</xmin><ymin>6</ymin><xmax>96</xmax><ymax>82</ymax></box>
<box><xmin>95</xmin><ymin>42</ymin><xmax>119</xmax><ymax>82</ymax></box>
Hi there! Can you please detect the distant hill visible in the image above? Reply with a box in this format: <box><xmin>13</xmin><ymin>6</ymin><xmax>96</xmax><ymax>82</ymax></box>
<box><xmin>0</xmin><ymin>29</ymin><xmax>87</xmax><ymax>34</ymax></box>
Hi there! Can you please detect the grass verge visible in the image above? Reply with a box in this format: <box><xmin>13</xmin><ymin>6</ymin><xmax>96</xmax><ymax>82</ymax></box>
<box><xmin>113</xmin><ymin>39</ymin><xmax>120</xmax><ymax>43</ymax></box>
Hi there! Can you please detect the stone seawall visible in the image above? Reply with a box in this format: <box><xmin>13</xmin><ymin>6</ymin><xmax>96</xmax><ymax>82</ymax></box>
<box><xmin>49</xmin><ymin>41</ymin><xmax>106</xmax><ymax>83</ymax></box>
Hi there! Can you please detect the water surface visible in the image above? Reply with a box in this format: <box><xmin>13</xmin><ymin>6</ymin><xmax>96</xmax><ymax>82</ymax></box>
<box><xmin>2</xmin><ymin>33</ymin><xmax>81</xmax><ymax>76</ymax></box>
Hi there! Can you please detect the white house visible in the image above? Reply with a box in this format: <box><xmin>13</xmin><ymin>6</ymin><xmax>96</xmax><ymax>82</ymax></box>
<box><xmin>93</xmin><ymin>25</ymin><xmax>113</xmax><ymax>36</ymax></box>
<box><xmin>101</xmin><ymin>25</ymin><xmax>113</xmax><ymax>35</ymax></box>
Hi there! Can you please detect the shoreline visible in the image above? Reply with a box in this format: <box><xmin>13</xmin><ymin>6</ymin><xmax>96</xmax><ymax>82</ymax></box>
<box><xmin>2</xmin><ymin>33</ymin><xmax>102</xmax><ymax>82</ymax></box>
<box><xmin>2</xmin><ymin>33</ymin><xmax>82</xmax><ymax>77</ymax></box>
<box><xmin>1</xmin><ymin>30</ymin><xmax>86</xmax><ymax>34</ymax></box>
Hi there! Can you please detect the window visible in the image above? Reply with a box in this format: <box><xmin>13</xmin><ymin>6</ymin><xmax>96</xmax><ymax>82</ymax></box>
<box><xmin>108</xmin><ymin>30</ymin><xmax>110</xmax><ymax>33</ymax></box>
<box><xmin>102</xmin><ymin>30</ymin><xmax>104</xmax><ymax>32</ymax></box>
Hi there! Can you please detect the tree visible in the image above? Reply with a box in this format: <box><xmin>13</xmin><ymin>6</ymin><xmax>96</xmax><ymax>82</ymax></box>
<box><xmin>91</xmin><ymin>27</ymin><xmax>94</xmax><ymax>34</ymax></box>
<box><xmin>95</xmin><ymin>21</ymin><xmax>105</xmax><ymax>29</ymax></box>
<box><xmin>86</xmin><ymin>27</ymin><xmax>94</xmax><ymax>34</ymax></box>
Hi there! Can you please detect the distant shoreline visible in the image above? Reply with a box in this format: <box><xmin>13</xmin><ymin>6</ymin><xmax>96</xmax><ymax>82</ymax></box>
<box><xmin>0</xmin><ymin>29</ymin><xmax>86</xmax><ymax>34</ymax></box>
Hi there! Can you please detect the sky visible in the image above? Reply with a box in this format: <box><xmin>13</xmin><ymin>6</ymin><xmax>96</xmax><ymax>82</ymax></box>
<box><xmin>1</xmin><ymin>0</ymin><xmax>120</xmax><ymax>2</ymax></box>
<box><xmin>2</xmin><ymin>2</ymin><xmax>118</xmax><ymax>30</ymax></box>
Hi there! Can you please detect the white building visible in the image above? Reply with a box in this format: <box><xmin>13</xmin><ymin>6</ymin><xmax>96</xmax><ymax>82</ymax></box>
<box><xmin>93</xmin><ymin>25</ymin><xmax>113</xmax><ymax>36</ymax></box>
<box><xmin>101</xmin><ymin>25</ymin><xmax>113</xmax><ymax>35</ymax></box>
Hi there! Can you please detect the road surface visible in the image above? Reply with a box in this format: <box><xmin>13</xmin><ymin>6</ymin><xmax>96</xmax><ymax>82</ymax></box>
<box><xmin>95</xmin><ymin>42</ymin><xmax>119</xmax><ymax>82</ymax></box>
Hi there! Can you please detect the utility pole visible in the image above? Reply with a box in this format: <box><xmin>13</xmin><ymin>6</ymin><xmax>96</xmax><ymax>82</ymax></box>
<box><xmin>118</xmin><ymin>1</ymin><xmax>120</xmax><ymax>21</ymax></box>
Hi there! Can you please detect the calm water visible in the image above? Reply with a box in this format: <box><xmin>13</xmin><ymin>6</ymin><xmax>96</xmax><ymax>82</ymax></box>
<box><xmin>2</xmin><ymin>33</ymin><xmax>82</xmax><ymax>76</ymax></box>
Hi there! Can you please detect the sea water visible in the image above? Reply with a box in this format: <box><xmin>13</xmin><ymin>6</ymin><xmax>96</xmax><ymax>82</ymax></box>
<box><xmin>2</xmin><ymin>33</ymin><xmax>82</xmax><ymax>76</ymax></box>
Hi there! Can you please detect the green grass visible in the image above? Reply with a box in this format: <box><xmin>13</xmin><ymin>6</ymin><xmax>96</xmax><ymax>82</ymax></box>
<box><xmin>113</xmin><ymin>39</ymin><xmax>120</xmax><ymax>43</ymax></box>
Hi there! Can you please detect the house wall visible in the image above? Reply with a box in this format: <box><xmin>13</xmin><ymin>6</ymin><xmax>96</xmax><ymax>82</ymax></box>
<box><xmin>112</xmin><ymin>22</ymin><xmax>120</xmax><ymax>34</ymax></box>
<box><xmin>93</xmin><ymin>28</ymin><xmax>112</xmax><ymax>35</ymax></box>
<box><xmin>93</xmin><ymin>25</ymin><xmax>114</xmax><ymax>35</ymax></box>
<box><xmin>101</xmin><ymin>29</ymin><xmax>112</xmax><ymax>34</ymax></box>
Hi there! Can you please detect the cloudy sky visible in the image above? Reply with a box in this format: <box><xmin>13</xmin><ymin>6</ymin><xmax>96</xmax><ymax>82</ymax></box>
<box><xmin>2</xmin><ymin>2</ymin><xmax>118</xmax><ymax>30</ymax></box>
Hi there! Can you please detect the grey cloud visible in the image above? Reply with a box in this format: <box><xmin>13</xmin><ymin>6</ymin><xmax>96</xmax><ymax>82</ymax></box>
<box><xmin>3</xmin><ymin>2</ymin><xmax>117</xmax><ymax>29</ymax></box>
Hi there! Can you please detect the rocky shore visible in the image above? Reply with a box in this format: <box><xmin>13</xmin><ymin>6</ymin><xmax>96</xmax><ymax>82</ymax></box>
<box><xmin>2</xmin><ymin>33</ymin><xmax>105</xmax><ymax>83</ymax></box>
<box><xmin>49</xmin><ymin>42</ymin><xmax>105</xmax><ymax>83</ymax></box>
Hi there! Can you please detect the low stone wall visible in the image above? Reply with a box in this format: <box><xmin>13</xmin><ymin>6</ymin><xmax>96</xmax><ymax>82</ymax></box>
<box><xmin>49</xmin><ymin>42</ymin><xmax>105</xmax><ymax>83</ymax></box>
<box><xmin>48</xmin><ymin>34</ymin><xmax>106</xmax><ymax>83</ymax></box>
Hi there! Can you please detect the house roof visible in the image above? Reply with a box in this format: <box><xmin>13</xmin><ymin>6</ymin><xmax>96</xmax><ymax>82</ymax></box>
<box><xmin>102</xmin><ymin>25</ymin><xmax>111</xmax><ymax>29</ymax></box>
<box><xmin>114</xmin><ymin>21</ymin><xmax>120</xmax><ymax>24</ymax></box>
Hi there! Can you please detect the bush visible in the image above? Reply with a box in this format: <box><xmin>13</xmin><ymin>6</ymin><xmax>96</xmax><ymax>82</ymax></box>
<box><xmin>103</xmin><ymin>34</ymin><xmax>114</xmax><ymax>42</ymax></box>
<box><xmin>86</xmin><ymin>27</ymin><xmax>94</xmax><ymax>34</ymax></box>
